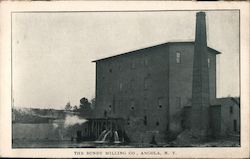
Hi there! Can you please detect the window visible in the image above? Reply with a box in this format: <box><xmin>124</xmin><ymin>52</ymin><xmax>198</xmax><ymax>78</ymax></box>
<box><xmin>144</xmin><ymin>116</ymin><xmax>147</xmax><ymax>126</ymax></box>
<box><xmin>144</xmin><ymin>78</ymin><xmax>149</xmax><ymax>90</ymax></box>
<box><xmin>176</xmin><ymin>52</ymin><xmax>181</xmax><ymax>64</ymax></box>
<box><xmin>109</xmin><ymin>68</ymin><xmax>112</xmax><ymax>73</ymax></box>
<box><xmin>230</xmin><ymin>106</ymin><xmax>233</xmax><ymax>114</ymax></box>
<box><xmin>156</xmin><ymin>121</ymin><xmax>159</xmax><ymax>126</ymax></box>
<box><xmin>158</xmin><ymin>98</ymin><xmax>163</xmax><ymax>108</ymax></box>
<box><xmin>176</xmin><ymin>97</ymin><xmax>181</xmax><ymax>108</ymax></box>
<box><xmin>233</xmin><ymin>120</ymin><xmax>237</xmax><ymax>132</ymax></box>
<box><xmin>104</xmin><ymin>110</ymin><xmax>107</xmax><ymax>117</ymax></box>
<box><xmin>127</xmin><ymin>117</ymin><xmax>130</xmax><ymax>125</ymax></box>
<box><xmin>181</xmin><ymin>120</ymin><xmax>185</xmax><ymax>129</ymax></box>
<box><xmin>208</xmin><ymin>58</ymin><xmax>210</xmax><ymax>68</ymax></box>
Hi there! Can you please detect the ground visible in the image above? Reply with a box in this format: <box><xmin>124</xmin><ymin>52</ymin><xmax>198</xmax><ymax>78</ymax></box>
<box><xmin>13</xmin><ymin>137</ymin><xmax>239</xmax><ymax>148</ymax></box>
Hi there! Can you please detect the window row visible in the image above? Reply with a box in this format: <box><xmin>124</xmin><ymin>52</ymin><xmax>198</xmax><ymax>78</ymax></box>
<box><xmin>103</xmin><ymin>52</ymin><xmax>211</xmax><ymax>76</ymax></box>
<box><xmin>175</xmin><ymin>51</ymin><xmax>211</xmax><ymax>67</ymax></box>
<box><xmin>127</xmin><ymin>116</ymin><xmax>160</xmax><ymax>127</ymax></box>
<box><xmin>111</xmin><ymin>96</ymin><xmax>181</xmax><ymax>110</ymax></box>
<box><xmin>118</xmin><ymin>77</ymin><xmax>150</xmax><ymax>92</ymax></box>
<box><xmin>106</xmin><ymin>57</ymin><xmax>149</xmax><ymax>74</ymax></box>
<box><xmin>106</xmin><ymin>97</ymin><xmax>166</xmax><ymax>113</ymax></box>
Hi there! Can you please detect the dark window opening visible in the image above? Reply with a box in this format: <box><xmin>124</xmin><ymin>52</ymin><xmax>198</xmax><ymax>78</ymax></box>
<box><xmin>108</xmin><ymin>105</ymin><xmax>112</xmax><ymax>112</ymax></box>
<box><xmin>230</xmin><ymin>106</ymin><xmax>233</xmax><ymax>114</ymax></box>
<box><xmin>233</xmin><ymin>120</ymin><xmax>237</xmax><ymax>132</ymax></box>
<box><xmin>109</xmin><ymin>69</ymin><xmax>112</xmax><ymax>73</ymax></box>
<box><xmin>130</xmin><ymin>100</ymin><xmax>135</xmax><ymax>110</ymax></box>
<box><xmin>156</xmin><ymin>121</ymin><xmax>159</xmax><ymax>126</ymax></box>
<box><xmin>77</xmin><ymin>131</ymin><xmax>82</xmax><ymax>139</ymax></box>
<box><xmin>181</xmin><ymin>120</ymin><xmax>185</xmax><ymax>129</ymax></box>
<box><xmin>166</xmin><ymin>123</ymin><xmax>169</xmax><ymax>131</ymax></box>
<box><xmin>144</xmin><ymin>116</ymin><xmax>147</xmax><ymax>126</ymax></box>
<box><xmin>158</xmin><ymin>98</ymin><xmax>163</xmax><ymax>108</ymax></box>
<box><xmin>104</xmin><ymin>110</ymin><xmax>107</xmax><ymax>117</ymax></box>
<box><xmin>127</xmin><ymin>117</ymin><xmax>130</xmax><ymax>125</ymax></box>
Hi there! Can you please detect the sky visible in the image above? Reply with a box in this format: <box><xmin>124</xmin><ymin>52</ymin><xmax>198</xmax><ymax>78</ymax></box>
<box><xmin>12</xmin><ymin>11</ymin><xmax>240</xmax><ymax>109</ymax></box>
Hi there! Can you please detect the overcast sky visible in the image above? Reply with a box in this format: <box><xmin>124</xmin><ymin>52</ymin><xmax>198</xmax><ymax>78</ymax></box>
<box><xmin>12</xmin><ymin>11</ymin><xmax>239</xmax><ymax>109</ymax></box>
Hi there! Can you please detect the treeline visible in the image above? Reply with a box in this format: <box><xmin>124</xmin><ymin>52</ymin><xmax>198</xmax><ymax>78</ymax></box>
<box><xmin>65</xmin><ymin>97</ymin><xmax>95</xmax><ymax>116</ymax></box>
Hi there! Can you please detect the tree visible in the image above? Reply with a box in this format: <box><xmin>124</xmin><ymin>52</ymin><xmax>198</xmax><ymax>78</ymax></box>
<box><xmin>65</xmin><ymin>102</ymin><xmax>72</xmax><ymax>111</ymax></box>
<box><xmin>73</xmin><ymin>105</ymin><xmax>78</xmax><ymax>112</ymax></box>
<box><xmin>79</xmin><ymin>97</ymin><xmax>91</xmax><ymax>111</ymax></box>
<box><xmin>90</xmin><ymin>98</ymin><xmax>96</xmax><ymax>109</ymax></box>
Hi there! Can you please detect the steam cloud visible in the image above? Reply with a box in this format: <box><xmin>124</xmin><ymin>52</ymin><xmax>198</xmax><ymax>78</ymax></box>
<box><xmin>64</xmin><ymin>115</ymin><xmax>88</xmax><ymax>128</ymax></box>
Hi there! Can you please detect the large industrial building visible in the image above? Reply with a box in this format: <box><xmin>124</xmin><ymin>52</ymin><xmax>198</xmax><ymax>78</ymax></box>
<box><xmin>87</xmin><ymin>11</ymin><xmax>240</xmax><ymax>144</ymax></box>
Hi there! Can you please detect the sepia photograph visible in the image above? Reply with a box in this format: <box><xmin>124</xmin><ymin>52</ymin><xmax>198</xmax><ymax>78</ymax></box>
<box><xmin>11</xmin><ymin>10</ymin><xmax>240</xmax><ymax>149</ymax></box>
<box><xmin>0</xmin><ymin>1</ymin><xmax>249</xmax><ymax>158</ymax></box>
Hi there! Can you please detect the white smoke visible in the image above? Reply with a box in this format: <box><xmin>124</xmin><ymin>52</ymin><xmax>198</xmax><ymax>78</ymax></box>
<box><xmin>52</xmin><ymin>123</ymin><xmax>59</xmax><ymax>129</ymax></box>
<box><xmin>64</xmin><ymin>115</ymin><xmax>88</xmax><ymax>128</ymax></box>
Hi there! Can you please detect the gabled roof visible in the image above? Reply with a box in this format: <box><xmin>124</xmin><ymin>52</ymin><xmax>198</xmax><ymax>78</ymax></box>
<box><xmin>92</xmin><ymin>41</ymin><xmax>221</xmax><ymax>62</ymax></box>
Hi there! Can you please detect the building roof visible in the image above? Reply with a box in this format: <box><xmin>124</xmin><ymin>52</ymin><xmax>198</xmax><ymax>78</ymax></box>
<box><xmin>211</xmin><ymin>97</ymin><xmax>240</xmax><ymax>106</ymax></box>
<box><xmin>92</xmin><ymin>41</ymin><xmax>221</xmax><ymax>62</ymax></box>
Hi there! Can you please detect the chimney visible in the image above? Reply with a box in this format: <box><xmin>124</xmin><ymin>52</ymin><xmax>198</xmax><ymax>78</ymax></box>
<box><xmin>191</xmin><ymin>11</ymin><xmax>210</xmax><ymax>139</ymax></box>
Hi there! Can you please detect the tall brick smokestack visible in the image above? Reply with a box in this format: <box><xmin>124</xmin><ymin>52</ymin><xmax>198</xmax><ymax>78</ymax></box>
<box><xmin>191</xmin><ymin>12</ymin><xmax>210</xmax><ymax>139</ymax></box>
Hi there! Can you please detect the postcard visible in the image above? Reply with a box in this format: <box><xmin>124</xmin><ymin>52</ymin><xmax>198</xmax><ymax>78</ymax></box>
<box><xmin>0</xmin><ymin>1</ymin><xmax>249</xmax><ymax>158</ymax></box>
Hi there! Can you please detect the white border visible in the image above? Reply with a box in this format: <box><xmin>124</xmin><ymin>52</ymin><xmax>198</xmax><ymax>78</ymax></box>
<box><xmin>0</xmin><ymin>1</ymin><xmax>249</xmax><ymax>158</ymax></box>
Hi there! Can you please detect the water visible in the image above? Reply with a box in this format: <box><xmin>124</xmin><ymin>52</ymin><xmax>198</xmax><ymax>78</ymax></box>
<box><xmin>12</xmin><ymin>139</ymin><xmax>135</xmax><ymax>148</ymax></box>
<box><xmin>96</xmin><ymin>130</ymin><xmax>107</xmax><ymax>141</ymax></box>
<box><xmin>13</xmin><ymin>140</ymin><xmax>97</xmax><ymax>148</ymax></box>
<box><xmin>95</xmin><ymin>130</ymin><xmax>122</xmax><ymax>144</ymax></box>
<box><xmin>114</xmin><ymin>131</ymin><xmax>121</xmax><ymax>144</ymax></box>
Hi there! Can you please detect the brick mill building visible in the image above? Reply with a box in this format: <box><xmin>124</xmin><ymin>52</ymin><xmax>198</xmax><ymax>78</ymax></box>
<box><xmin>89</xmin><ymin>12</ymin><xmax>240</xmax><ymax>143</ymax></box>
